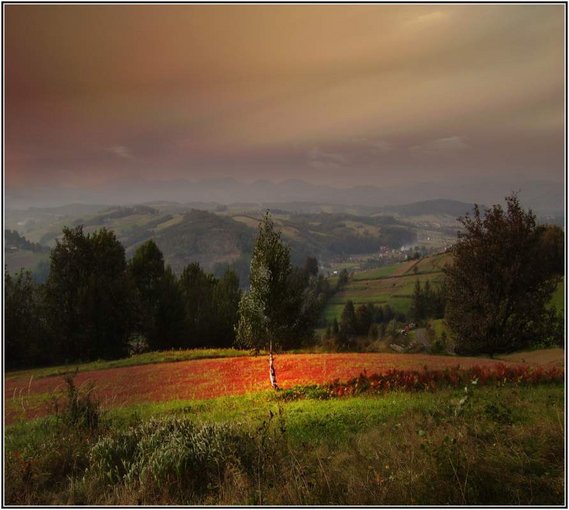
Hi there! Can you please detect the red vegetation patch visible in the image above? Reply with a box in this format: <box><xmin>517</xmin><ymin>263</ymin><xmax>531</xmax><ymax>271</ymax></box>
<box><xmin>327</xmin><ymin>364</ymin><xmax>564</xmax><ymax>397</ymax></box>
<box><xmin>4</xmin><ymin>353</ymin><xmax>560</xmax><ymax>424</ymax></box>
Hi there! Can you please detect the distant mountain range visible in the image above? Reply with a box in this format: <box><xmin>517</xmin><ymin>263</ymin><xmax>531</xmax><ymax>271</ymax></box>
<box><xmin>6</xmin><ymin>177</ymin><xmax>564</xmax><ymax>217</ymax></box>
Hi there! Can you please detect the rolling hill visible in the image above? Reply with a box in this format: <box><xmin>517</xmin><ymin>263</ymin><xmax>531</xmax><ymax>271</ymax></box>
<box><xmin>5</xmin><ymin>206</ymin><xmax>422</xmax><ymax>281</ymax></box>
<box><xmin>322</xmin><ymin>252</ymin><xmax>451</xmax><ymax>322</ymax></box>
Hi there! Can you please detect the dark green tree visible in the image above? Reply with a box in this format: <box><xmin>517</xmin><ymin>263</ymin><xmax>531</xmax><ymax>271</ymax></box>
<box><xmin>410</xmin><ymin>280</ymin><xmax>426</xmax><ymax>321</ymax></box>
<box><xmin>46</xmin><ymin>226</ymin><xmax>134</xmax><ymax>361</ymax></box>
<box><xmin>5</xmin><ymin>269</ymin><xmax>48</xmax><ymax>368</ymax></box>
<box><xmin>128</xmin><ymin>240</ymin><xmax>183</xmax><ymax>349</ymax></box>
<box><xmin>338</xmin><ymin>300</ymin><xmax>357</xmax><ymax>350</ymax></box>
<box><xmin>332</xmin><ymin>317</ymin><xmax>340</xmax><ymax>336</ymax></box>
<box><xmin>382</xmin><ymin>304</ymin><xmax>394</xmax><ymax>324</ymax></box>
<box><xmin>337</xmin><ymin>268</ymin><xmax>349</xmax><ymax>288</ymax></box>
<box><xmin>211</xmin><ymin>269</ymin><xmax>242</xmax><ymax>347</ymax></box>
<box><xmin>355</xmin><ymin>303</ymin><xmax>372</xmax><ymax>335</ymax></box>
<box><xmin>153</xmin><ymin>267</ymin><xmax>187</xmax><ymax>349</ymax></box>
<box><xmin>179</xmin><ymin>262</ymin><xmax>217</xmax><ymax>346</ymax></box>
<box><xmin>537</xmin><ymin>224</ymin><xmax>564</xmax><ymax>276</ymax></box>
<box><xmin>374</xmin><ymin>305</ymin><xmax>384</xmax><ymax>324</ymax></box>
<box><xmin>444</xmin><ymin>195</ymin><xmax>562</xmax><ymax>355</ymax></box>
<box><xmin>280</xmin><ymin>266</ymin><xmax>318</xmax><ymax>349</ymax></box>
<box><xmin>304</xmin><ymin>256</ymin><xmax>319</xmax><ymax>278</ymax></box>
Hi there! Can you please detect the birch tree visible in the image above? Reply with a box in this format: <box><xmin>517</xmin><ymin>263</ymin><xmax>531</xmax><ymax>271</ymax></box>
<box><xmin>235</xmin><ymin>211</ymin><xmax>292</xmax><ymax>389</ymax></box>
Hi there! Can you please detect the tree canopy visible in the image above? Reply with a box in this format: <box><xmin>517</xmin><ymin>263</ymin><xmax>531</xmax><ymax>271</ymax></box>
<box><xmin>45</xmin><ymin>226</ymin><xmax>134</xmax><ymax>361</ymax></box>
<box><xmin>444</xmin><ymin>195</ymin><xmax>562</xmax><ymax>355</ymax></box>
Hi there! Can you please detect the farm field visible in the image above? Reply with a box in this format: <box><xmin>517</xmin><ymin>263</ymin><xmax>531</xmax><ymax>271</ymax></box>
<box><xmin>324</xmin><ymin>253</ymin><xmax>564</xmax><ymax>323</ymax></box>
<box><xmin>323</xmin><ymin>252</ymin><xmax>450</xmax><ymax>321</ymax></box>
<box><xmin>5</xmin><ymin>348</ymin><xmax>250</xmax><ymax>382</ymax></box>
<box><xmin>5</xmin><ymin>350</ymin><xmax>561</xmax><ymax>425</ymax></box>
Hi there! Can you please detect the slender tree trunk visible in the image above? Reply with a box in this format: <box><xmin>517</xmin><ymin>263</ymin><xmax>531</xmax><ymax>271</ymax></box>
<box><xmin>268</xmin><ymin>339</ymin><xmax>279</xmax><ymax>390</ymax></box>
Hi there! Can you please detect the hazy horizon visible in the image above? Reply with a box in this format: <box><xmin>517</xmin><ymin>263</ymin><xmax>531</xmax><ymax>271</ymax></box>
<box><xmin>5</xmin><ymin>4</ymin><xmax>565</xmax><ymax>208</ymax></box>
<box><xmin>5</xmin><ymin>175</ymin><xmax>564</xmax><ymax>218</ymax></box>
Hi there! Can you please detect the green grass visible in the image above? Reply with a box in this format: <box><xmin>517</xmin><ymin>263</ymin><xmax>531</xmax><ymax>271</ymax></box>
<box><xmin>6</xmin><ymin>348</ymin><xmax>250</xmax><ymax>381</ymax></box>
<box><xmin>5</xmin><ymin>384</ymin><xmax>564</xmax><ymax>505</ymax></box>
<box><xmin>550</xmin><ymin>278</ymin><xmax>564</xmax><ymax>315</ymax></box>
<box><xmin>96</xmin><ymin>390</ymin><xmax>440</xmax><ymax>446</ymax></box>
<box><xmin>352</xmin><ymin>263</ymin><xmax>400</xmax><ymax>281</ymax></box>
<box><xmin>409</xmin><ymin>252</ymin><xmax>451</xmax><ymax>274</ymax></box>
<box><xmin>8</xmin><ymin>384</ymin><xmax>563</xmax><ymax>451</ymax></box>
<box><xmin>322</xmin><ymin>297</ymin><xmax>412</xmax><ymax>323</ymax></box>
<box><xmin>430</xmin><ymin>318</ymin><xmax>450</xmax><ymax>338</ymax></box>
<box><xmin>322</xmin><ymin>304</ymin><xmax>344</xmax><ymax>323</ymax></box>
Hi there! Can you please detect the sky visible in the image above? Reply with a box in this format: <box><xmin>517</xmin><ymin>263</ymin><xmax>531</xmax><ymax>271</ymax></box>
<box><xmin>5</xmin><ymin>4</ymin><xmax>566</xmax><ymax>197</ymax></box>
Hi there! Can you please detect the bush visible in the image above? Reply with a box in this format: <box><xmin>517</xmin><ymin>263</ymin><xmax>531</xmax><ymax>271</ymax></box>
<box><xmin>53</xmin><ymin>374</ymin><xmax>100</xmax><ymax>431</ymax></box>
<box><xmin>327</xmin><ymin>365</ymin><xmax>563</xmax><ymax>397</ymax></box>
<box><xmin>88</xmin><ymin>415</ymin><xmax>286</xmax><ymax>502</ymax></box>
<box><xmin>127</xmin><ymin>335</ymin><xmax>150</xmax><ymax>356</ymax></box>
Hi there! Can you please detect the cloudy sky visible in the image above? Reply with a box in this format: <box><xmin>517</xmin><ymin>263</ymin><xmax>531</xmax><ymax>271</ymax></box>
<box><xmin>5</xmin><ymin>4</ymin><xmax>565</xmax><ymax>194</ymax></box>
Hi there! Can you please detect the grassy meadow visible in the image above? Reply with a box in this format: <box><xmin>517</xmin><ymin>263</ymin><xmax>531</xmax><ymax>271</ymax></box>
<box><xmin>5</xmin><ymin>378</ymin><xmax>564</xmax><ymax>505</ymax></box>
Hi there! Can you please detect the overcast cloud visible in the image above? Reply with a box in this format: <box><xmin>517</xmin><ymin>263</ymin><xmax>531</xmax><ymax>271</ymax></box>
<box><xmin>5</xmin><ymin>4</ymin><xmax>565</xmax><ymax>196</ymax></box>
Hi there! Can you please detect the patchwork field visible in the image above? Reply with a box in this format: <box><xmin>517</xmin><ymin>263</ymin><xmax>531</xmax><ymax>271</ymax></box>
<box><xmin>324</xmin><ymin>252</ymin><xmax>564</xmax><ymax>322</ymax></box>
<box><xmin>324</xmin><ymin>252</ymin><xmax>450</xmax><ymax>321</ymax></box>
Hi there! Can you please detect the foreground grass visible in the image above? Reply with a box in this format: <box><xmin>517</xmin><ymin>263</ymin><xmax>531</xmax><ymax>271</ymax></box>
<box><xmin>5</xmin><ymin>383</ymin><xmax>564</xmax><ymax>505</ymax></box>
<box><xmin>5</xmin><ymin>348</ymin><xmax>250</xmax><ymax>381</ymax></box>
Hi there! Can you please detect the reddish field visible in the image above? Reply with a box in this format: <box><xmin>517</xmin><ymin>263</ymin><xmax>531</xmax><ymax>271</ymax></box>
<box><xmin>4</xmin><ymin>353</ymin><xmax>541</xmax><ymax>424</ymax></box>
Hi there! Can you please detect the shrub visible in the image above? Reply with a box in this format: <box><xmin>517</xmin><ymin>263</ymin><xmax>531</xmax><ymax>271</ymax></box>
<box><xmin>88</xmin><ymin>415</ymin><xmax>286</xmax><ymax>502</ymax></box>
<box><xmin>53</xmin><ymin>374</ymin><xmax>100</xmax><ymax>431</ymax></box>
<box><xmin>327</xmin><ymin>364</ymin><xmax>563</xmax><ymax>398</ymax></box>
<box><xmin>127</xmin><ymin>334</ymin><xmax>150</xmax><ymax>356</ymax></box>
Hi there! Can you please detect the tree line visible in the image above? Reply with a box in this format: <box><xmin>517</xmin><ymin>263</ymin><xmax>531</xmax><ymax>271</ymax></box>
<box><xmin>5</xmin><ymin>195</ymin><xmax>564</xmax><ymax>368</ymax></box>
<box><xmin>5</xmin><ymin>223</ymin><xmax>328</xmax><ymax>369</ymax></box>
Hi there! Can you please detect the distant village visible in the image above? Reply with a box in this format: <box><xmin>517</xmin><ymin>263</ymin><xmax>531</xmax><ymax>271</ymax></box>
<box><xmin>324</xmin><ymin>243</ymin><xmax>453</xmax><ymax>277</ymax></box>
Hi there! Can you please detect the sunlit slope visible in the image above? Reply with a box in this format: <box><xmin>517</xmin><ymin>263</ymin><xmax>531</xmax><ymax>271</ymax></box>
<box><xmin>324</xmin><ymin>251</ymin><xmax>564</xmax><ymax>324</ymax></box>
<box><xmin>323</xmin><ymin>252</ymin><xmax>448</xmax><ymax>322</ymax></box>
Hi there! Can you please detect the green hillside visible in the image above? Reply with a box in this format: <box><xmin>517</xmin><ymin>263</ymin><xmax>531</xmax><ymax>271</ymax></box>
<box><xmin>324</xmin><ymin>251</ymin><xmax>564</xmax><ymax>325</ymax></box>
<box><xmin>322</xmin><ymin>252</ymin><xmax>451</xmax><ymax>322</ymax></box>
